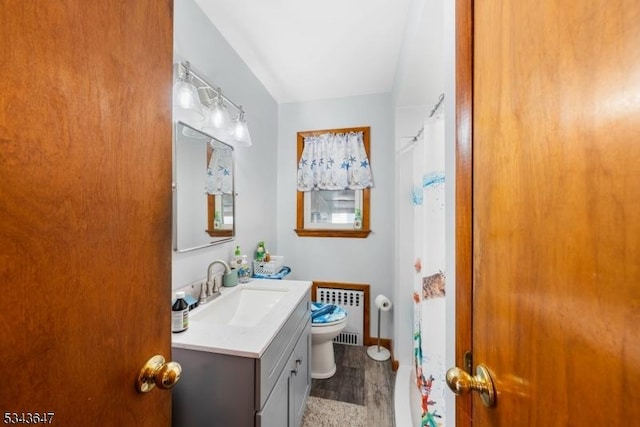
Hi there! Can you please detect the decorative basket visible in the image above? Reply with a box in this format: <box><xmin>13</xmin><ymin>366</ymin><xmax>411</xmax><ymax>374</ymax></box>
<box><xmin>253</xmin><ymin>256</ymin><xmax>284</xmax><ymax>276</ymax></box>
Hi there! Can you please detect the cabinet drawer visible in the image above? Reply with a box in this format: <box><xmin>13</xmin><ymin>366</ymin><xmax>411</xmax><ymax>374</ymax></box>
<box><xmin>256</xmin><ymin>289</ymin><xmax>310</xmax><ymax>409</ymax></box>
<box><xmin>255</xmin><ymin>359</ymin><xmax>290</xmax><ymax>427</ymax></box>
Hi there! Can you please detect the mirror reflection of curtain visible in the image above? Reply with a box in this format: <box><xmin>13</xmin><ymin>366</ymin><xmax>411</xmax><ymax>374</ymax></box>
<box><xmin>297</xmin><ymin>131</ymin><xmax>373</xmax><ymax>191</ymax></box>
<box><xmin>205</xmin><ymin>145</ymin><xmax>233</xmax><ymax>195</ymax></box>
<box><xmin>411</xmin><ymin>113</ymin><xmax>446</xmax><ymax>425</ymax></box>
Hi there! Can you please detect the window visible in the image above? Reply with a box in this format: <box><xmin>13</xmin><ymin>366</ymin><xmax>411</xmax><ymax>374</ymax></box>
<box><xmin>206</xmin><ymin>142</ymin><xmax>234</xmax><ymax>237</ymax></box>
<box><xmin>295</xmin><ymin>126</ymin><xmax>372</xmax><ymax>238</ymax></box>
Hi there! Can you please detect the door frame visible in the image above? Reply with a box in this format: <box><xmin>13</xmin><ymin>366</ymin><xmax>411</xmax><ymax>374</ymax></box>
<box><xmin>455</xmin><ymin>0</ymin><xmax>473</xmax><ymax>425</ymax></box>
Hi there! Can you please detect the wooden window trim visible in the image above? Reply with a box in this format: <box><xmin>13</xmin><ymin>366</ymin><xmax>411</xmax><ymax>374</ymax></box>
<box><xmin>294</xmin><ymin>126</ymin><xmax>372</xmax><ymax>238</ymax></box>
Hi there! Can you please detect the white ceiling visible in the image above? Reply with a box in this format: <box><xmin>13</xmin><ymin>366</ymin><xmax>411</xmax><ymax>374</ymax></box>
<box><xmin>194</xmin><ymin>0</ymin><xmax>438</xmax><ymax>106</ymax></box>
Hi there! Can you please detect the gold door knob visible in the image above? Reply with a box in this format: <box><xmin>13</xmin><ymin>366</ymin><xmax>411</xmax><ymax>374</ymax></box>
<box><xmin>446</xmin><ymin>364</ymin><xmax>496</xmax><ymax>407</ymax></box>
<box><xmin>136</xmin><ymin>355</ymin><xmax>182</xmax><ymax>393</ymax></box>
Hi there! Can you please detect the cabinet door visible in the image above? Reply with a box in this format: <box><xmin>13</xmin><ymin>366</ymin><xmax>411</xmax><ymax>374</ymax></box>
<box><xmin>257</xmin><ymin>321</ymin><xmax>311</xmax><ymax>427</ymax></box>
<box><xmin>256</xmin><ymin>360</ymin><xmax>290</xmax><ymax>427</ymax></box>
<box><xmin>291</xmin><ymin>322</ymin><xmax>312</xmax><ymax>427</ymax></box>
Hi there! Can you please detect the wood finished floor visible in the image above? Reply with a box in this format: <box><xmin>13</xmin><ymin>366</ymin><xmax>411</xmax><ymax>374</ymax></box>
<box><xmin>310</xmin><ymin>344</ymin><xmax>396</xmax><ymax>426</ymax></box>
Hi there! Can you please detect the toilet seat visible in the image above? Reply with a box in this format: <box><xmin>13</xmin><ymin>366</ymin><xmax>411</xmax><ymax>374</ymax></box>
<box><xmin>312</xmin><ymin>317</ymin><xmax>347</xmax><ymax>327</ymax></box>
<box><xmin>310</xmin><ymin>302</ymin><xmax>347</xmax><ymax>326</ymax></box>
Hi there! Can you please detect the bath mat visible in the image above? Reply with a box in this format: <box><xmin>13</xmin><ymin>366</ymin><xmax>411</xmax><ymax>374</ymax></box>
<box><xmin>302</xmin><ymin>396</ymin><xmax>367</xmax><ymax>427</ymax></box>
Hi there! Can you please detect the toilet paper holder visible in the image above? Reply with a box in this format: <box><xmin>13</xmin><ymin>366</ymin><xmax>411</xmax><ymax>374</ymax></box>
<box><xmin>367</xmin><ymin>294</ymin><xmax>392</xmax><ymax>361</ymax></box>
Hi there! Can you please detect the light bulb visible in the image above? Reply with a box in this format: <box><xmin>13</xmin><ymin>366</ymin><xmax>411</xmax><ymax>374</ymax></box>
<box><xmin>230</xmin><ymin>110</ymin><xmax>252</xmax><ymax>146</ymax></box>
<box><xmin>210</xmin><ymin>97</ymin><xmax>230</xmax><ymax>129</ymax></box>
<box><xmin>172</xmin><ymin>75</ymin><xmax>204</xmax><ymax>123</ymax></box>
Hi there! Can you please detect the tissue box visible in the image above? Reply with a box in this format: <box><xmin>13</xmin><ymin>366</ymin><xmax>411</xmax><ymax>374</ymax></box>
<box><xmin>253</xmin><ymin>256</ymin><xmax>284</xmax><ymax>275</ymax></box>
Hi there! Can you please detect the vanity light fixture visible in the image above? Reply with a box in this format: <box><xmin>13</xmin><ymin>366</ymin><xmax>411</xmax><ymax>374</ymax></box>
<box><xmin>172</xmin><ymin>62</ymin><xmax>204</xmax><ymax>123</ymax></box>
<box><xmin>174</xmin><ymin>61</ymin><xmax>253</xmax><ymax>147</ymax></box>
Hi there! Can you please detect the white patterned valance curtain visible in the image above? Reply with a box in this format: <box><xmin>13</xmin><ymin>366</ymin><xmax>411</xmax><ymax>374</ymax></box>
<box><xmin>297</xmin><ymin>131</ymin><xmax>373</xmax><ymax>191</ymax></box>
<box><xmin>205</xmin><ymin>147</ymin><xmax>233</xmax><ymax>195</ymax></box>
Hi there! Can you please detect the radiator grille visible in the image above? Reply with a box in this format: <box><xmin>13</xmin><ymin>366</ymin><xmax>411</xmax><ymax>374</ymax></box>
<box><xmin>316</xmin><ymin>288</ymin><xmax>364</xmax><ymax>346</ymax></box>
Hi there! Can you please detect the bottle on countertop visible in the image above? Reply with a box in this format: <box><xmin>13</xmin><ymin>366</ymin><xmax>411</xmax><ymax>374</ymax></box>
<box><xmin>353</xmin><ymin>208</ymin><xmax>362</xmax><ymax>230</ymax></box>
<box><xmin>231</xmin><ymin>245</ymin><xmax>243</xmax><ymax>269</ymax></box>
<box><xmin>255</xmin><ymin>241</ymin><xmax>266</xmax><ymax>261</ymax></box>
<box><xmin>172</xmin><ymin>291</ymin><xmax>189</xmax><ymax>333</ymax></box>
<box><xmin>238</xmin><ymin>255</ymin><xmax>251</xmax><ymax>283</ymax></box>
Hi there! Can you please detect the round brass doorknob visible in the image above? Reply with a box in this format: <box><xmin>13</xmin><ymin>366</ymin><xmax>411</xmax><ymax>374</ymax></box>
<box><xmin>446</xmin><ymin>364</ymin><xmax>496</xmax><ymax>407</ymax></box>
<box><xmin>136</xmin><ymin>355</ymin><xmax>182</xmax><ymax>393</ymax></box>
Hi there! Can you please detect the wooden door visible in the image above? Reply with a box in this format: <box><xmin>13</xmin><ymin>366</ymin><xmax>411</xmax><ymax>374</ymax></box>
<box><xmin>0</xmin><ymin>2</ymin><xmax>174</xmax><ymax>425</ymax></box>
<box><xmin>455</xmin><ymin>0</ymin><xmax>640</xmax><ymax>425</ymax></box>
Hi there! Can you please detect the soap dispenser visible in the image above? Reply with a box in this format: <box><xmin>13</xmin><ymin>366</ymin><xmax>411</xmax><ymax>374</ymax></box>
<box><xmin>231</xmin><ymin>245</ymin><xmax>242</xmax><ymax>269</ymax></box>
<box><xmin>238</xmin><ymin>255</ymin><xmax>251</xmax><ymax>283</ymax></box>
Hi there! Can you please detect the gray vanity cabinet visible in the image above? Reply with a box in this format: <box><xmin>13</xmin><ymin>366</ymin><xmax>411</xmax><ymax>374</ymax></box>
<box><xmin>172</xmin><ymin>290</ymin><xmax>311</xmax><ymax>427</ymax></box>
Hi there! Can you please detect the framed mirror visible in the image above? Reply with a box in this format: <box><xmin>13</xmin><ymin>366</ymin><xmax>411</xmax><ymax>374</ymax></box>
<box><xmin>173</xmin><ymin>121</ymin><xmax>235</xmax><ymax>252</ymax></box>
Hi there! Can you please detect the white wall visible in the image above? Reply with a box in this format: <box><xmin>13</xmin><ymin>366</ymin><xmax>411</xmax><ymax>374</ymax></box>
<box><xmin>443</xmin><ymin>0</ymin><xmax>457</xmax><ymax>423</ymax></box>
<box><xmin>276</xmin><ymin>94</ymin><xmax>396</xmax><ymax>339</ymax></box>
<box><xmin>172</xmin><ymin>0</ymin><xmax>279</xmax><ymax>288</ymax></box>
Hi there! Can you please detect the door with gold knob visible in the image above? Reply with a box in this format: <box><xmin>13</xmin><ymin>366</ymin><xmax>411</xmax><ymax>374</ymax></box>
<box><xmin>0</xmin><ymin>1</ymin><xmax>174</xmax><ymax>425</ymax></box>
<box><xmin>454</xmin><ymin>0</ymin><xmax>640</xmax><ymax>425</ymax></box>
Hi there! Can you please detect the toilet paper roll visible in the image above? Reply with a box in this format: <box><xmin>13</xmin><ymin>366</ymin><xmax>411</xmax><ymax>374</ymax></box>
<box><xmin>374</xmin><ymin>294</ymin><xmax>392</xmax><ymax>311</ymax></box>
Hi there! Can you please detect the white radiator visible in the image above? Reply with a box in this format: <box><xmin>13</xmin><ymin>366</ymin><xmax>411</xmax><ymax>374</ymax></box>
<box><xmin>316</xmin><ymin>287</ymin><xmax>364</xmax><ymax>346</ymax></box>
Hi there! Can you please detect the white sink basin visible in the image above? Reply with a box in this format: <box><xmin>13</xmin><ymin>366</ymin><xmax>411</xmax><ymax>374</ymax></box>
<box><xmin>191</xmin><ymin>285</ymin><xmax>289</xmax><ymax>327</ymax></box>
<box><xmin>173</xmin><ymin>279</ymin><xmax>312</xmax><ymax>357</ymax></box>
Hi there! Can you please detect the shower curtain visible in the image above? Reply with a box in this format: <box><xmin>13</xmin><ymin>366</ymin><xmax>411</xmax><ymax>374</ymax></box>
<box><xmin>411</xmin><ymin>113</ymin><xmax>446</xmax><ymax>427</ymax></box>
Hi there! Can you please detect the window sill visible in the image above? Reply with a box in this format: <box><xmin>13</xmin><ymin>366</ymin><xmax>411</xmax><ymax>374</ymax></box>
<box><xmin>206</xmin><ymin>229</ymin><xmax>233</xmax><ymax>237</ymax></box>
<box><xmin>294</xmin><ymin>229</ymin><xmax>371</xmax><ymax>238</ymax></box>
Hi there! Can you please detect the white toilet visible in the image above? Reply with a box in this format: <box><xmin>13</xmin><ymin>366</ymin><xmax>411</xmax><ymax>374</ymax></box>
<box><xmin>310</xmin><ymin>302</ymin><xmax>348</xmax><ymax>379</ymax></box>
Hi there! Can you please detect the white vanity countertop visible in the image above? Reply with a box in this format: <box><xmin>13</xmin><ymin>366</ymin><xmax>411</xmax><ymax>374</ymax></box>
<box><xmin>171</xmin><ymin>278</ymin><xmax>311</xmax><ymax>358</ymax></box>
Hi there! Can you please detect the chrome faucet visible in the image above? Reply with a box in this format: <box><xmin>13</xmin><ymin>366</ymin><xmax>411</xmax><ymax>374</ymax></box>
<box><xmin>200</xmin><ymin>260</ymin><xmax>231</xmax><ymax>304</ymax></box>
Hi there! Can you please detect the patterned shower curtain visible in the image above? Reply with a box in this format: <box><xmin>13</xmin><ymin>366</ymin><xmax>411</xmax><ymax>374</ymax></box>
<box><xmin>411</xmin><ymin>113</ymin><xmax>446</xmax><ymax>427</ymax></box>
